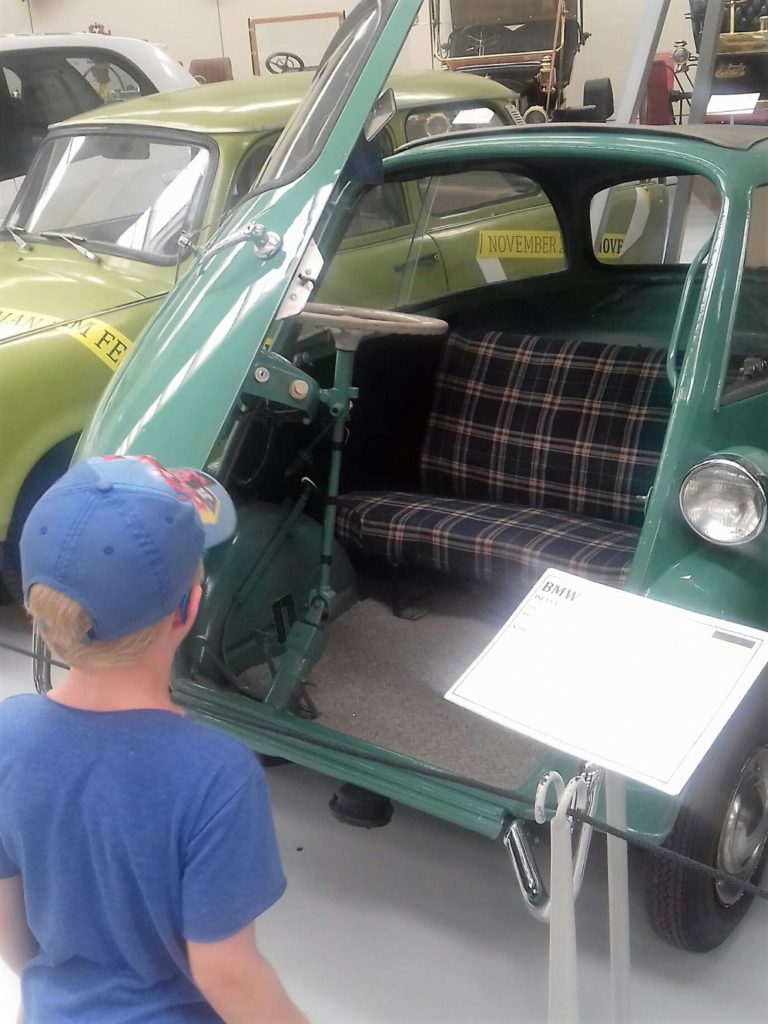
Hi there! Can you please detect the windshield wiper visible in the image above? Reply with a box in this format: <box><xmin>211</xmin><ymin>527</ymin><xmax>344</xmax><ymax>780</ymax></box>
<box><xmin>1</xmin><ymin>225</ymin><xmax>31</xmax><ymax>251</ymax></box>
<box><xmin>38</xmin><ymin>232</ymin><xmax>100</xmax><ymax>264</ymax></box>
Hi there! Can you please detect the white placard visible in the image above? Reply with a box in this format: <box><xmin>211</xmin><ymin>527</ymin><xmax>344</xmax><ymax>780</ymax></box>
<box><xmin>445</xmin><ymin>570</ymin><xmax>768</xmax><ymax>794</ymax></box>
<box><xmin>706</xmin><ymin>93</ymin><xmax>760</xmax><ymax>116</ymax></box>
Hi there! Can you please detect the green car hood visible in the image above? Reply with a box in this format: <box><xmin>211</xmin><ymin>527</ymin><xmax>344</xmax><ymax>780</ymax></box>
<box><xmin>0</xmin><ymin>242</ymin><xmax>161</xmax><ymax>343</ymax></box>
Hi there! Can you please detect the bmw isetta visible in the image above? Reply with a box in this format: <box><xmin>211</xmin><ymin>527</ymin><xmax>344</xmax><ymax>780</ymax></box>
<box><xmin>77</xmin><ymin>0</ymin><xmax>768</xmax><ymax>952</ymax></box>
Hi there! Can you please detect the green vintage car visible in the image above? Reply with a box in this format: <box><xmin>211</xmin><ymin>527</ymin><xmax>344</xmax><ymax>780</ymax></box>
<box><xmin>0</xmin><ymin>70</ymin><xmax>526</xmax><ymax>596</ymax></box>
<box><xmin>74</xmin><ymin>2</ymin><xmax>768</xmax><ymax>955</ymax></box>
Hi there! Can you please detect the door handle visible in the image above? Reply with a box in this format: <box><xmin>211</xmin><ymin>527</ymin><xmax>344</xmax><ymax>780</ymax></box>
<box><xmin>393</xmin><ymin>252</ymin><xmax>440</xmax><ymax>273</ymax></box>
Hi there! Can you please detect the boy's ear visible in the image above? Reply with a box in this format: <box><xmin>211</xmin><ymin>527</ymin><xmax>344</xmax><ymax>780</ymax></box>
<box><xmin>173</xmin><ymin>583</ymin><xmax>203</xmax><ymax>629</ymax></box>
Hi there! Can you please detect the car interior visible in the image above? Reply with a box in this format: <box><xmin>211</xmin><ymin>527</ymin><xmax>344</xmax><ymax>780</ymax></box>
<box><xmin>192</xmin><ymin>153</ymin><xmax>739</xmax><ymax>785</ymax></box>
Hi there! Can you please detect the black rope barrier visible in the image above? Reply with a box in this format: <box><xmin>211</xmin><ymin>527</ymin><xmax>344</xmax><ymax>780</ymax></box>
<box><xmin>0</xmin><ymin>637</ymin><xmax>67</xmax><ymax>669</ymax></box>
<box><xmin>571</xmin><ymin>809</ymin><xmax>768</xmax><ymax>901</ymax></box>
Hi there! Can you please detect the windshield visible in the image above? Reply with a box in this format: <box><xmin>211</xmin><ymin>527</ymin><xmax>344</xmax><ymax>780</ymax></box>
<box><xmin>6</xmin><ymin>132</ymin><xmax>213</xmax><ymax>263</ymax></box>
<box><xmin>259</xmin><ymin>0</ymin><xmax>397</xmax><ymax>187</ymax></box>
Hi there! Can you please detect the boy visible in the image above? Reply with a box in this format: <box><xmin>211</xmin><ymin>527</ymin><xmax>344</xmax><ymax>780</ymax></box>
<box><xmin>0</xmin><ymin>455</ymin><xmax>307</xmax><ymax>1024</ymax></box>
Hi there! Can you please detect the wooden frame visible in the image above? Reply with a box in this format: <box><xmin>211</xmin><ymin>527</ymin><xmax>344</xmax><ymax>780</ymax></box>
<box><xmin>248</xmin><ymin>12</ymin><xmax>345</xmax><ymax>76</ymax></box>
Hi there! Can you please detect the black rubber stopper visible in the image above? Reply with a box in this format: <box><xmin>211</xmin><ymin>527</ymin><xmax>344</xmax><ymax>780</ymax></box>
<box><xmin>329</xmin><ymin>783</ymin><xmax>394</xmax><ymax>828</ymax></box>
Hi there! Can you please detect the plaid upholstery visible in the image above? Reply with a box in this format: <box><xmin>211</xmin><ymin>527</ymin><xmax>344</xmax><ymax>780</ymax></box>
<box><xmin>420</xmin><ymin>331</ymin><xmax>671</xmax><ymax>527</ymax></box>
<box><xmin>336</xmin><ymin>330</ymin><xmax>671</xmax><ymax>587</ymax></box>
<box><xmin>336</xmin><ymin>492</ymin><xmax>639</xmax><ymax>586</ymax></box>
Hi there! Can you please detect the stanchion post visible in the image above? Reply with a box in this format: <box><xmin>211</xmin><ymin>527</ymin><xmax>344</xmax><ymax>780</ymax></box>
<box><xmin>605</xmin><ymin>771</ymin><xmax>631</xmax><ymax>1024</ymax></box>
<box><xmin>540</xmin><ymin>773</ymin><xmax>584</xmax><ymax>1024</ymax></box>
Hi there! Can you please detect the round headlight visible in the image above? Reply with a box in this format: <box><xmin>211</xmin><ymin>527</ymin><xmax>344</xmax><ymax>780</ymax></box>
<box><xmin>680</xmin><ymin>457</ymin><xmax>767</xmax><ymax>545</ymax></box>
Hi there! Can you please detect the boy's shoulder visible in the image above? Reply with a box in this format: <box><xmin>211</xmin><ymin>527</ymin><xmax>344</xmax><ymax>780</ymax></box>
<box><xmin>0</xmin><ymin>694</ymin><xmax>257</xmax><ymax>774</ymax></box>
<box><xmin>170</xmin><ymin>711</ymin><xmax>258</xmax><ymax>772</ymax></box>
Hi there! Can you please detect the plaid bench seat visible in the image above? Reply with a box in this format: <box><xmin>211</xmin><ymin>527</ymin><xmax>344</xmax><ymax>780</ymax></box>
<box><xmin>336</xmin><ymin>329</ymin><xmax>672</xmax><ymax>586</ymax></box>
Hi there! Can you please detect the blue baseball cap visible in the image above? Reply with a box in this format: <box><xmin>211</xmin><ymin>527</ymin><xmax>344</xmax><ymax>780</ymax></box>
<box><xmin>20</xmin><ymin>455</ymin><xmax>237</xmax><ymax>641</ymax></box>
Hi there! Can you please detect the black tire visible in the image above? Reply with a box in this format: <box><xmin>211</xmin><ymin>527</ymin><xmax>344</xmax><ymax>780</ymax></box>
<box><xmin>0</xmin><ymin>436</ymin><xmax>78</xmax><ymax>602</ymax></box>
<box><xmin>645</xmin><ymin>695</ymin><xmax>768</xmax><ymax>951</ymax></box>
<box><xmin>583</xmin><ymin>77</ymin><xmax>614</xmax><ymax>122</ymax></box>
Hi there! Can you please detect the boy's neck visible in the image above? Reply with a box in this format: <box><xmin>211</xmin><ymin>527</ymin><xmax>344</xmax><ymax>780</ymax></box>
<box><xmin>48</xmin><ymin>661</ymin><xmax>180</xmax><ymax>714</ymax></box>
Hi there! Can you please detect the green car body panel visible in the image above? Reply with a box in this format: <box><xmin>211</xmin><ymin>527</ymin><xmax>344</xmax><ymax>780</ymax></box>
<box><xmin>0</xmin><ymin>60</ymin><xmax>517</xmax><ymax>568</ymax></box>
<box><xmin>75</xmin><ymin>5</ymin><xmax>768</xmax><ymax>875</ymax></box>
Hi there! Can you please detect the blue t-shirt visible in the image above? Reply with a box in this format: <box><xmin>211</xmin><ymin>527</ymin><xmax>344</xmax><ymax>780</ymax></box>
<box><xmin>0</xmin><ymin>693</ymin><xmax>286</xmax><ymax>1024</ymax></box>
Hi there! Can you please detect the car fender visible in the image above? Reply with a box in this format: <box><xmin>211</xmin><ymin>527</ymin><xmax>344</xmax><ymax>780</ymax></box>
<box><xmin>0</xmin><ymin>298</ymin><xmax>163</xmax><ymax>539</ymax></box>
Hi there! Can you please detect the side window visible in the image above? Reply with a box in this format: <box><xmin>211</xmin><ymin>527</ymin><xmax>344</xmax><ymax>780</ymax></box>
<box><xmin>66</xmin><ymin>55</ymin><xmax>145</xmax><ymax>103</ymax></box>
<box><xmin>422</xmin><ymin>170</ymin><xmax>540</xmax><ymax>218</ymax></box>
<box><xmin>316</xmin><ymin>168</ymin><xmax>565</xmax><ymax>311</ymax></box>
<box><xmin>591</xmin><ymin>176</ymin><xmax>721</xmax><ymax>265</ymax></box>
<box><xmin>0</xmin><ymin>67</ymin><xmax>23</xmax><ymax>178</ymax></box>
<box><xmin>423</xmin><ymin>169</ymin><xmax>565</xmax><ymax>288</ymax></box>
<box><xmin>724</xmin><ymin>184</ymin><xmax>768</xmax><ymax>401</ymax></box>
<box><xmin>344</xmin><ymin>183</ymin><xmax>409</xmax><ymax>237</ymax></box>
<box><xmin>226</xmin><ymin>135</ymin><xmax>280</xmax><ymax>212</ymax></box>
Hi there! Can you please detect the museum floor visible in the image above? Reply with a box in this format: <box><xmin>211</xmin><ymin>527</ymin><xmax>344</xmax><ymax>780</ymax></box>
<box><xmin>1</xmin><ymin>604</ymin><xmax>766</xmax><ymax>1023</ymax></box>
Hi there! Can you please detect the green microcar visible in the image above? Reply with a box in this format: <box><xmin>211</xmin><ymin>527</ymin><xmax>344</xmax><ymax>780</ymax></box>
<box><xmin>77</xmin><ymin>0</ymin><xmax>768</xmax><ymax>953</ymax></box>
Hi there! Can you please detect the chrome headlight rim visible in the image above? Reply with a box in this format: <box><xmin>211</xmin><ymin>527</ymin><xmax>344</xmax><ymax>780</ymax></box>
<box><xmin>680</xmin><ymin>455</ymin><xmax>768</xmax><ymax>546</ymax></box>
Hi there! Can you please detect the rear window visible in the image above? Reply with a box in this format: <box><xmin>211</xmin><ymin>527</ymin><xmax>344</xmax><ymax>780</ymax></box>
<box><xmin>0</xmin><ymin>48</ymin><xmax>156</xmax><ymax>181</ymax></box>
<box><xmin>590</xmin><ymin>176</ymin><xmax>721</xmax><ymax>266</ymax></box>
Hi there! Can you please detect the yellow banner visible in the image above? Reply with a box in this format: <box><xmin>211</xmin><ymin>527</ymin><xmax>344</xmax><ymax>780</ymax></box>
<box><xmin>596</xmin><ymin>234</ymin><xmax>626</xmax><ymax>261</ymax></box>
<box><xmin>66</xmin><ymin>317</ymin><xmax>133</xmax><ymax>371</ymax></box>
<box><xmin>0</xmin><ymin>306</ymin><xmax>132</xmax><ymax>370</ymax></box>
<box><xmin>477</xmin><ymin>230</ymin><xmax>564</xmax><ymax>260</ymax></box>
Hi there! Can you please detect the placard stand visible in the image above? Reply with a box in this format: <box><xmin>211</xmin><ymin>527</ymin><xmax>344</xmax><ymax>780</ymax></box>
<box><xmin>445</xmin><ymin>569</ymin><xmax>768</xmax><ymax>1024</ymax></box>
<box><xmin>605</xmin><ymin>772</ymin><xmax>630</xmax><ymax>1024</ymax></box>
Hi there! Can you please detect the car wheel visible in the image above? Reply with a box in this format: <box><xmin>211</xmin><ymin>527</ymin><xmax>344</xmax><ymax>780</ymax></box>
<box><xmin>645</xmin><ymin>701</ymin><xmax>768</xmax><ymax>952</ymax></box>
<box><xmin>0</xmin><ymin>436</ymin><xmax>78</xmax><ymax>603</ymax></box>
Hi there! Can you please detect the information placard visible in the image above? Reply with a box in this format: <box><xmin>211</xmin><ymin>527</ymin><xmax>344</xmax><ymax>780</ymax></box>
<box><xmin>445</xmin><ymin>570</ymin><xmax>768</xmax><ymax>794</ymax></box>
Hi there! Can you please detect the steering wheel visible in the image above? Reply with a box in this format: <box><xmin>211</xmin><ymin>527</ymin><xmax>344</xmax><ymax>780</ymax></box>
<box><xmin>265</xmin><ymin>51</ymin><xmax>305</xmax><ymax>74</ymax></box>
<box><xmin>449</xmin><ymin>23</ymin><xmax>513</xmax><ymax>58</ymax></box>
<box><xmin>297</xmin><ymin>303</ymin><xmax>448</xmax><ymax>346</ymax></box>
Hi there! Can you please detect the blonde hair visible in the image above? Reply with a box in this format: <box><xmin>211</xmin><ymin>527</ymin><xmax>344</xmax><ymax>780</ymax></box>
<box><xmin>26</xmin><ymin>562</ymin><xmax>203</xmax><ymax>670</ymax></box>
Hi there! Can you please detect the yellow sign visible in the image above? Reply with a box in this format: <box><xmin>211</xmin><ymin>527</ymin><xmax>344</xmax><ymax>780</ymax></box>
<box><xmin>0</xmin><ymin>305</ymin><xmax>132</xmax><ymax>371</ymax></box>
<box><xmin>477</xmin><ymin>230</ymin><xmax>627</xmax><ymax>262</ymax></box>
<box><xmin>66</xmin><ymin>317</ymin><xmax>133</xmax><ymax>371</ymax></box>
<box><xmin>596</xmin><ymin>233</ymin><xmax>626</xmax><ymax>261</ymax></box>
<box><xmin>477</xmin><ymin>230</ymin><xmax>564</xmax><ymax>259</ymax></box>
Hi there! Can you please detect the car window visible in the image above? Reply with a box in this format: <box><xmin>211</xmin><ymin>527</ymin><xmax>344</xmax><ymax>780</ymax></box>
<box><xmin>260</xmin><ymin>0</ymin><xmax>398</xmax><ymax>187</ymax></box>
<box><xmin>316</xmin><ymin>167</ymin><xmax>564</xmax><ymax>309</ymax></box>
<box><xmin>345</xmin><ymin>183</ymin><xmax>409</xmax><ymax>236</ymax></box>
<box><xmin>421</xmin><ymin>169</ymin><xmax>540</xmax><ymax>218</ymax></box>
<box><xmin>723</xmin><ymin>184</ymin><xmax>768</xmax><ymax>402</ymax></box>
<box><xmin>65</xmin><ymin>55</ymin><xmax>145</xmax><ymax>103</ymax></box>
<box><xmin>225</xmin><ymin>133</ymin><xmax>281</xmax><ymax>212</ymax></box>
<box><xmin>0</xmin><ymin>48</ymin><xmax>158</xmax><ymax>187</ymax></box>
<box><xmin>590</xmin><ymin>176</ymin><xmax>721</xmax><ymax>265</ymax></box>
<box><xmin>9</xmin><ymin>132</ymin><xmax>213</xmax><ymax>263</ymax></box>
<box><xmin>0</xmin><ymin>52</ymin><xmax>108</xmax><ymax>183</ymax></box>
<box><xmin>421</xmin><ymin>169</ymin><xmax>565</xmax><ymax>291</ymax></box>
<box><xmin>404</xmin><ymin>104</ymin><xmax>506</xmax><ymax>143</ymax></box>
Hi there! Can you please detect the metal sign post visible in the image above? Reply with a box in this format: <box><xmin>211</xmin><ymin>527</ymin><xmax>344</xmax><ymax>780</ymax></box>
<box><xmin>446</xmin><ymin>570</ymin><xmax>768</xmax><ymax>1024</ymax></box>
<box><xmin>605</xmin><ymin>772</ymin><xmax>630</xmax><ymax>1024</ymax></box>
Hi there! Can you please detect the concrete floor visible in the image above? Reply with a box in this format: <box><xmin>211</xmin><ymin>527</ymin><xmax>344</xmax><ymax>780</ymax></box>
<box><xmin>1</xmin><ymin>604</ymin><xmax>767</xmax><ymax>1023</ymax></box>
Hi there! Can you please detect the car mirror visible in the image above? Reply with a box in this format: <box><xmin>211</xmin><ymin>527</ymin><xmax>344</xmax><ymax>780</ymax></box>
<box><xmin>79</xmin><ymin>136</ymin><xmax>151</xmax><ymax>161</ymax></box>
<box><xmin>363</xmin><ymin>87</ymin><xmax>397</xmax><ymax>143</ymax></box>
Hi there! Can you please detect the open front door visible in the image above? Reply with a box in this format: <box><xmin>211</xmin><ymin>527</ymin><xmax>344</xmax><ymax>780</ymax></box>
<box><xmin>79</xmin><ymin>0</ymin><xmax>424</xmax><ymax>468</ymax></box>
